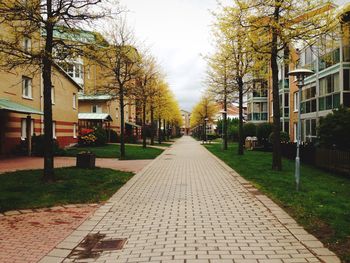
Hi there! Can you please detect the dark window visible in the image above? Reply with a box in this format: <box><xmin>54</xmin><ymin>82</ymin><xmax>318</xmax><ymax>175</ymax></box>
<box><xmin>326</xmin><ymin>95</ymin><xmax>333</xmax><ymax>110</ymax></box>
<box><xmin>344</xmin><ymin>93</ymin><xmax>350</xmax><ymax>107</ymax></box>
<box><xmin>311</xmin><ymin>119</ymin><xmax>317</xmax><ymax>136</ymax></box>
<box><xmin>284</xmin><ymin>121</ymin><xmax>289</xmax><ymax>134</ymax></box>
<box><xmin>285</xmin><ymin>93</ymin><xmax>289</xmax><ymax>106</ymax></box>
<box><xmin>319</xmin><ymin>97</ymin><xmax>325</xmax><ymax>111</ymax></box>
<box><xmin>333</xmin><ymin>93</ymin><xmax>340</xmax><ymax>108</ymax></box>
<box><xmin>344</xmin><ymin>69</ymin><xmax>350</xmax><ymax>91</ymax></box>
<box><xmin>311</xmin><ymin>99</ymin><xmax>317</xmax><ymax>112</ymax></box>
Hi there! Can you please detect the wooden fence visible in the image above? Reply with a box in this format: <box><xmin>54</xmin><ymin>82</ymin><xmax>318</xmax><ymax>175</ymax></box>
<box><xmin>280</xmin><ymin>143</ymin><xmax>350</xmax><ymax>176</ymax></box>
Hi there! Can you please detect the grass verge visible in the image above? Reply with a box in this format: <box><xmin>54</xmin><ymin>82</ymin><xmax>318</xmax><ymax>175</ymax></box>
<box><xmin>0</xmin><ymin>167</ymin><xmax>134</xmax><ymax>212</ymax></box>
<box><xmin>62</xmin><ymin>144</ymin><xmax>164</xmax><ymax>159</ymax></box>
<box><xmin>205</xmin><ymin>142</ymin><xmax>350</xmax><ymax>262</ymax></box>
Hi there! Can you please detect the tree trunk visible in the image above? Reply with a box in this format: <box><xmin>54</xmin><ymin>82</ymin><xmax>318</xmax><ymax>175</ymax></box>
<box><xmin>119</xmin><ymin>88</ymin><xmax>125</xmax><ymax>159</ymax></box>
<box><xmin>158</xmin><ymin>117</ymin><xmax>162</xmax><ymax>144</ymax></box>
<box><xmin>42</xmin><ymin>3</ymin><xmax>54</xmax><ymax>182</ymax></box>
<box><xmin>150</xmin><ymin>106</ymin><xmax>154</xmax><ymax>145</ymax></box>
<box><xmin>166</xmin><ymin>122</ymin><xmax>170</xmax><ymax>141</ymax></box>
<box><xmin>271</xmin><ymin>6</ymin><xmax>282</xmax><ymax>171</ymax></box>
<box><xmin>163</xmin><ymin>119</ymin><xmax>166</xmax><ymax>141</ymax></box>
<box><xmin>238</xmin><ymin>77</ymin><xmax>244</xmax><ymax>155</ymax></box>
<box><xmin>223</xmin><ymin>92</ymin><xmax>228</xmax><ymax>150</ymax></box>
<box><xmin>142</xmin><ymin>100</ymin><xmax>147</xmax><ymax>148</ymax></box>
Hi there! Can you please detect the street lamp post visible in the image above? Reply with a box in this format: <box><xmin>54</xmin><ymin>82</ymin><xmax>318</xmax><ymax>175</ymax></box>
<box><xmin>204</xmin><ymin>117</ymin><xmax>209</xmax><ymax>143</ymax></box>
<box><xmin>288</xmin><ymin>68</ymin><xmax>314</xmax><ymax>191</ymax></box>
<box><xmin>219</xmin><ymin>110</ymin><xmax>227</xmax><ymax>150</ymax></box>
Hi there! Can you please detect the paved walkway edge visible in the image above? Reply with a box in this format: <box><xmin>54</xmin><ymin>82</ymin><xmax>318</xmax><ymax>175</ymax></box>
<box><xmin>203</xmin><ymin>145</ymin><xmax>341</xmax><ymax>263</ymax></box>
<box><xmin>38</xmin><ymin>147</ymin><xmax>171</xmax><ymax>263</ymax></box>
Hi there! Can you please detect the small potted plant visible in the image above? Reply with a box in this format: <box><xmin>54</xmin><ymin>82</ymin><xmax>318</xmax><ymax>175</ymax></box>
<box><xmin>76</xmin><ymin>151</ymin><xmax>96</xmax><ymax>169</ymax></box>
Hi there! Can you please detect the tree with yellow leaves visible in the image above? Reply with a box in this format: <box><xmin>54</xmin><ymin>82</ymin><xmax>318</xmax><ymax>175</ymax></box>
<box><xmin>191</xmin><ymin>95</ymin><xmax>218</xmax><ymax>140</ymax></box>
<box><xmin>235</xmin><ymin>0</ymin><xmax>336</xmax><ymax>170</ymax></box>
<box><xmin>210</xmin><ymin>5</ymin><xmax>266</xmax><ymax>154</ymax></box>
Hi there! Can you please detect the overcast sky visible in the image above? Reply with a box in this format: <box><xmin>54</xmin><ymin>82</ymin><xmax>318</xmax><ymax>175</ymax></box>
<box><xmin>120</xmin><ymin>0</ymin><xmax>348</xmax><ymax>112</ymax></box>
<box><xmin>119</xmin><ymin>0</ymin><xmax>231</xmax><ymax>112</ymax></box>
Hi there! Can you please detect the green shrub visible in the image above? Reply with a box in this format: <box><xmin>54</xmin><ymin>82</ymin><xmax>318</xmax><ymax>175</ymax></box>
<box><xmin>318</xmin><ymin>106</ymin><xmax>350</xmax><ymax>150</ymax></box>
<box><xmin>243</xmin><ymin>123</ymin><xmax>257</xmax><ymax>138</ymax></box>
<box><xmin>228</xmin><ymin>125</ymin><xmax>239</xmax><ymax>142</ymax></box>
<box><xmin>269</xmin><ymin>131</ymin><xmax>290</xmax><ymax>144</ymax></box>
<box><xmin>257</xmin><ymin>123</ymin><xmax>273</xmax><ymax>144</ymax></box>
<box><xmin>108</xmin><ymin>129</ymin><xmax>119</xmax><ymax>143</ymax></box>
<box><xmin>207</xmin><ymin>133</ymin><xmax>218</xmax><ymax>141</ymax></box>
<box><xmin>31</xmin><ymin>134</ymin><xmax>64</xmax><ymax>156</ymax></box>
<box><xmin>94</xmin><ymin>127</ymin><xmax>107</xmax><ymax>146</ymax></box>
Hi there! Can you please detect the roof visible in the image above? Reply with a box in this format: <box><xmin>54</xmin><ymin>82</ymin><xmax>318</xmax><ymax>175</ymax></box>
<box><xmin>0</xmin><ymin>98</ymin><xmax>43</xmax><ymax>115</ymax></box>
<box><xmin>79</xmin><ymin>94</ymin><xmax>113</xmax><ymax>101</ymax></box>
<box><xmin>78</xmin><ymin>113</ymin><xmax>112</xmax><ymax>121</ymax></box>
<box><xmin>125</xmin><ymin>121</ymin><xmax>141</xmax><ymax>128</ymax></box>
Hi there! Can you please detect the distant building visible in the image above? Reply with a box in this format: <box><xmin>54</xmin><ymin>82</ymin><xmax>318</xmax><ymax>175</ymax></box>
<box><xmin>180</xmin><ymin>110</ymin><xmax>191</xmax><ymax>135</ymax></box>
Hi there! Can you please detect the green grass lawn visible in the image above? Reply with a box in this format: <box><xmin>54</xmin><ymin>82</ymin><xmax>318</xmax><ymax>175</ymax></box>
<box><xmin>205</xmin><ymin>142</ymin><xmax>350</xmax><ymax>262</ymax></box>
<box><xmin>62</xmin><ymin>144</ymin><xmax>164</xmax><ymax>160</ymax></box>
<box><xmin>0</xmin><ymin>167</ymin><xmax>134</xmax><ymax>212</ymax></box>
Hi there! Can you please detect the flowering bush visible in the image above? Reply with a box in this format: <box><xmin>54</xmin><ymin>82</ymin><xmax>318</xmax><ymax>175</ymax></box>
<box><xmin>78</xmin><ymin>128</ymin><xmax>97</xmax><ymax>146</ymax></box>
<box><xmin>78</xmin><ymin>127</ymin><xmax>107</xmax><ymax>146</ymax></box>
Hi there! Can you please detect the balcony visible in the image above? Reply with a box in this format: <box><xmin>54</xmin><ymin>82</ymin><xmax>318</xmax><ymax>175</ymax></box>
<box><xmin>319</xmin><ymin>48</ymin><xmax>340</xmax><ymax>71</ymax></box>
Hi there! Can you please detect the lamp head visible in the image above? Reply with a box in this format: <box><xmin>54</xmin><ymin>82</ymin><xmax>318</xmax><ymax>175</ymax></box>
<box><xmin>288</xmin><ymin>68</ymin><xmax>314</xmax><ymax>80</ymax></box>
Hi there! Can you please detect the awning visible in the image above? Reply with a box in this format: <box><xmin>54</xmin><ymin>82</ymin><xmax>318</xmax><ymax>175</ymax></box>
<box><xmin>0</xmin><ymin>98</ymin><xmax>43</xmax><ymax>115</ymax></box>
<box><xmin>125</xmin><ymin>121</ymin><xmax>141</xmax><ymax>128</ymax></box>
<box><xmin>78</xmin><ymin>113</ymin><xmax>113</xmax><ymax>121</ymax></box>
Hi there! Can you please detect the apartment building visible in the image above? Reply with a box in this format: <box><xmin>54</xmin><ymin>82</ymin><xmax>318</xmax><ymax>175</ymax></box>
<box><xmin>53</xmin><ymin>28</ymin><xmax>140</xmax><ymax>139</ymax></box>
<box><xmin>0</xmin><ymin>15</ymin><xmax>83</xmax><ymax>155</ymax></box>
<box><xmin>0</xmin><ymin>64</ymin><xmax>81</xmax><ymax>155</ymax></box>
<box><xmin>247</xmin><ymin>3</ymin><xmax>350</xmax><ymax>143</ymax></box>
<box><xmin>246</xmin><ymin>79</ymin><xmax>269</xmax><ymax>123</ymax></box>
<box><xmin>180</xmin><ymin>110</ymin><xmax>191</xmax><ymax>135</ymax></box>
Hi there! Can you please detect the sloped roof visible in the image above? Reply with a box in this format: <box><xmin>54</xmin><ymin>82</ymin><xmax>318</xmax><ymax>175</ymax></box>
<box><xmin>0</xmin><ymin>98</ymin><xmax>43</xmax><ymax>115</ymax></box>
<box><xmin>78</xmin><ymin>94</ymin><xmax>113</xmax><ymax>101</ymax></box>
<box><xmin>78</xmin><ymin>113</ymin><xmax>112</xmax><ymax>121</ymax></box>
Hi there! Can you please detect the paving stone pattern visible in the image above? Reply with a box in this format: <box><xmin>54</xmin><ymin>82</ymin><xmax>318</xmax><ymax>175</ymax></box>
<box><xmin>0</xmin><ymin>205</ymin><xmax>98</xmax><ymax>263</ymax></box>
<box><xmin>40</xmin><ymin>137</ymin><xmax>339</xmax><ymax>263</ymax></box>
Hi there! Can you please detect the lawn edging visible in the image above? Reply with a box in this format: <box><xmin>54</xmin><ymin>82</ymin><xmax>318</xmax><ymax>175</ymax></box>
<box><xmin>202</xmin><ymin>144</ymin><xmax>341</xmax><ymax>263</ymax></box>
<box><xmin>39</xmin><ymin>144</ymin><xmax>173</xmax><ymax>262</ymax></box>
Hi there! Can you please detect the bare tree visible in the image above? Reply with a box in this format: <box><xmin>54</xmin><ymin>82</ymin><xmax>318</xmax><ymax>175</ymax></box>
<box><xmin>98</xmin><ymin>17</ymin><xmax>140</xmax><ymax>159</ymax></box>
<box><xmin>0</xmin><ymin>0</ymin><xmax>112</xmax><ymax>181</ymax></box>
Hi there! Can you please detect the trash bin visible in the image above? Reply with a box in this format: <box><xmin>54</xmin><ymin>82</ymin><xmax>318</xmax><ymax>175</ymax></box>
<box><xmin>245</xmin><ymin>137</ymin><xmax>252</xmax><ymax>149</ymax></box>
<box><xmin>76</xmin><ymin>152</ymin><xmax>96</xmax><ymax>169</ymax></box>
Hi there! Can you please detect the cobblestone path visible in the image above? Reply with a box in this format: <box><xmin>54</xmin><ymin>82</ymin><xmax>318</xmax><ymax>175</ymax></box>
<box><xmin>40</xmin><ymin>136</ymin><xmax>339</xmax><ymax>263</ymax></box>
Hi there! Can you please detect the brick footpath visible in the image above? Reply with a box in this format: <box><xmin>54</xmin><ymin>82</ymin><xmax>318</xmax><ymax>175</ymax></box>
<box><xmin>0</xmin><ymin>205</ymin><xmax>98</xmax><ymax>263</ymax></box>
<box><xmin>40</xmin><ymin>136</ymin><xmax>340</xmax><ymax>263</ymax></box>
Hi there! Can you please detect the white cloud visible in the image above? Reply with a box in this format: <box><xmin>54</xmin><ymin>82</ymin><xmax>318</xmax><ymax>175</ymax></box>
<box><xmin>120</xmin><ymin>0</ymin><xmax>226</xmax><ymax>111</ymax></box>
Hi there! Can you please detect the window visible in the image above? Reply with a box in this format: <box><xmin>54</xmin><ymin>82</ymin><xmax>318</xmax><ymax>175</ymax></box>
<box><xmin>344</xmin><ymin>69</ymin><xmax>350</xmax><ymax>90</ymax></box>
<box><xmin>92</xmin><ymin>104</ymin><xmax>102</xmax><ymax>113</ymax></box>
<box><xmin>21</xmin><ymin>118</ymin><xmax>34</xmax><ymax>139</ymax></box>
<box><xmin>22</xmin><ymin>76</ymin><xmax>32</xmax><ymax>99</ymax></box>
<box><xmin>294</xmin><ymin>92</ymin><xmax>299</xmax><ymax>112</ymax></box>
<box><xmin>52</xmin><ymin>121</ymin><xmax>56</xmax><ymax>139</ymax></box>
<box><xmin>73</xmin><ymin>123</ymin><xmax>77</xmax><ymax>138</ymax></box>
<box><xmin>23</xmin><ymin>37</ymin><xmax>31</xmax><ymax>52</ymax></box>
<box><xmin>73</xmin><ymin>93</ymin><xmax>76</xmax><ymax>109</ymax></box>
